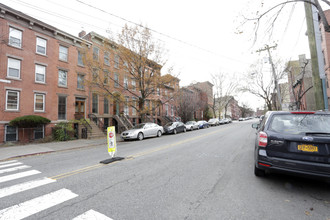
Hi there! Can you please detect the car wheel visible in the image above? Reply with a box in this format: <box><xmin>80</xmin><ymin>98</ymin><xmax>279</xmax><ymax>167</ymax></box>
<box><xmin>191</xmin><ymin>126</ymin><xmax>194</xmax><ymax>131</ymax></box>
<box><xmin>173</xmin><ymin>129</ymin><xmax>177</xmax><ymax>134</ymax></box>
<box><xmin>157</xmin><ymin>130</ymin><xmax>162</xmax><ymax>137</ymax></box>
<box><xmin>254</xmin><ymin>165</ymin><xmax>266</xmax><ymax>177</ymax></box>
<box><xmin>183</xmin><ymin>128</ymin><xmax>186</xmax><ymax>133</ymax></box>
<box><xmin>137</xmin><ymin>132</ymin><xmax>144</xmax><ymax>141</ymax></box>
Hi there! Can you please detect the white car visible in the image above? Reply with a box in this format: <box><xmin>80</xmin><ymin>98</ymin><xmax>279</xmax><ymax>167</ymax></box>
<box><xmin>121</xmin><ymin>123</ymin><xmax>164</xmax><ymax>141</ymax></box>
<box><xmin>184</xmin><ymin>121</ymin><xmax>199</xmax><ymax>131</ymax></box>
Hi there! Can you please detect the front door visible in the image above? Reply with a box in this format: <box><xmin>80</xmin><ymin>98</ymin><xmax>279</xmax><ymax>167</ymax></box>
<box><xmin>75</xmin><ymin>101</ymin><xmax>85</xmax><ymax>119</ymax></box>
<box><xmin>113</xmin><ymin>101</ymin><xmax>120</xmax><ymax>116</ymax></box>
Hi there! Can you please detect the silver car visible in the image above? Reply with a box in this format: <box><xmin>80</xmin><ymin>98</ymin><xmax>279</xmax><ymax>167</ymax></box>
<box><xmin>121</xmin><ymin>123</ymin><xmax>164</xmax><ymax>141</ymax></box>
<box><xmin>184</xmin><ymin>121</ymin><xmax>199</xmax><ymax>131</ymax></box>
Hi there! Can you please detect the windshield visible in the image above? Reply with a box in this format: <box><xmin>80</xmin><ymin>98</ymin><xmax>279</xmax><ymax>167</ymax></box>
<box><xmin>186</xmin><ymin>121</ymin><xmax>193</xmax><ymax>125</ymax></box>
<box><xmin>165</xmin><ymin>122</ymin><xmax>174</xmax><ymax>126</ymax></box>
<box><xmin>269</xmin><ymin>114</ymin><xmax>330</xmax><ymax>134</ymax></box>
<box><xmin>133</xmin><ymin>123</ymin><xmax>146</xmax><ymax>129</ymax></box>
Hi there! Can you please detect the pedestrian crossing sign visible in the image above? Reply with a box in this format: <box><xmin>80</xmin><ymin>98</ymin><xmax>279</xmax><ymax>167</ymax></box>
<box><xmin>107</xmin><ymin>127</ymin><xmax>117</xmax><ymax>158</ymax></box>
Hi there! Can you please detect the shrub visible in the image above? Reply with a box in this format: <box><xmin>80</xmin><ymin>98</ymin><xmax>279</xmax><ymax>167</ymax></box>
<box><xmin>9</xmin><ymin>115</ymin><xmax>51</xmax><ymax>128</ymax></box>
<box><xmin>52</xmin><ymin>122</ymin><xmax>74</xmax><ymax>141</ymax></box>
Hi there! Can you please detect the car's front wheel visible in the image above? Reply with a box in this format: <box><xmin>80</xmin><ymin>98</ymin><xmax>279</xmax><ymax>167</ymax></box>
<box><xmin>137</xmin><ymin>132</ymin><xmax>144</xmax><ymax>141</ymax></box>
<box><xmin>173</xmin><ymin>129</ymin><xmax>177</xmax><ymax>134</ymax></box>
<box><xmin>157</xmin><ymin>130</ymin><xmax>162</xmax><ymax>137</ymax></box>
<box><xmin>254</xmin><ymin>165</ymin><xmax>266</xmax><ymax>177</ymax></box>
<box><xmin>183</xmin><ymin>128</ymin><xmax>186</xmax><ymax>133</ymax></box>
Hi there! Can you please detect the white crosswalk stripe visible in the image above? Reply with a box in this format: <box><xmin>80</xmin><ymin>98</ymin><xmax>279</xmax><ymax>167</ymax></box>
<box><xmin>72</xmin><ymin>209</ymin><xmax>113</xmax><ymax>220</ymax></box>
<box><xmin>0</xmin><ymin>188</ymin><xmax>78</xmax><ymax>220</ymax></box>
<box><xmin>0</xmin><ymin>161</ymin><xmax>113</xmax><ymax>220</ymax></box>
<box><xmin>0</xmin><ymin>177</ymin><xmax>56</xmax><ymax>199</ymax></box>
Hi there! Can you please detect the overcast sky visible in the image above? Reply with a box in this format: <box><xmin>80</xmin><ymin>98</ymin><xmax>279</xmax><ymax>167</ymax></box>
<box><xmin>1</xmin><ymin>0</ymin><xmax>319</xmax><ymax>109</ymax></box>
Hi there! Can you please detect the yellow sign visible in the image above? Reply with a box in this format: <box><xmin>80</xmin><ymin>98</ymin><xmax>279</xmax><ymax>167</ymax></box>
<box><xmin>107</xmin><ymin>126</ymin><xmax>117</xmax><ymax>158</ymax></box>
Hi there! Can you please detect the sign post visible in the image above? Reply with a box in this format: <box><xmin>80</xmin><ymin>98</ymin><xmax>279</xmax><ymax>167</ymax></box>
<box><xmin>100</xmin><ymin>126</ymin><xmax>124</xmax><ymax>164</ymax></box>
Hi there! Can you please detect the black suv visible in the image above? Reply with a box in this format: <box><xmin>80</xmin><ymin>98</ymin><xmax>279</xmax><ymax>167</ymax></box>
<box><xmin>252</xmin><ymin>111</ymin><xmax>330</xmax><ymax>180</ymax></box>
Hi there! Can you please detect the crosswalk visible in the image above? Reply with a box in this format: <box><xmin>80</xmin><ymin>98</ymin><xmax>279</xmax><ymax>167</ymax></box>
<box><xmin>0</xmin><ymin>160</ymin><xmax>113</xmax><ymax>220</ymax></box>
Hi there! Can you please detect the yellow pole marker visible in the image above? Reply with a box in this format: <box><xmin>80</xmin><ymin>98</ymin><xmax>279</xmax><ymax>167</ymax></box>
<box><xmin>107</xmin><ymin>126</ymin><xmax>117</xmax><ymax>158</ymax></box>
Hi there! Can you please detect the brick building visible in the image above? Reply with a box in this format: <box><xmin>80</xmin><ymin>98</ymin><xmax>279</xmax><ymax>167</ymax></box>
<box><xmin>0</xmin><ymin>3</ymin><xmax>179</xmax><ymax>143</ymax></box>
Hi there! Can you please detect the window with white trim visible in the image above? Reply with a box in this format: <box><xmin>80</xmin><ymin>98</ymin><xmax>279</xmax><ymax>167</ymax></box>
<box><xmin>6</xmin><ymin>90</ymin><xmax>19</xmax><ymax>111</ymax></box>
<box><xmin>93</xmin><ymin>47</ymin><xmax>99</xmax><ymax>61</ymax></box>
<box><xmin>58</xmin><ymin>96</ymin><xmax>66</xmax><ymax>120</ymax></box>
<box><xmin>131</xmin><ymin>80</ymin><xmax>136</xmax><ymax>91</ymax></box>
<box><xmin>77</xmin><ymin>74</ymin><xmax>85</xmax><ymax>89</ymax></box>
<box><xmin>9</xmin><ymin>27</ymin><xmax>22</xmax><ymax>48</ymax></box>
<box><xmin>36</xmin><ymin>37</ymin><xmax>47</xmax><ymax>55</ymax></box>
<box><xmin>34</xmin><ymin>93</ymin><xmax>45</xmax><ymax>112</ymax></box>
<box><xmin>104</xmin><ymin>52</ymin><xmax>110</xmax><ymax>66</ymax></box>
<box><xmin>7</xmin><ymin>58</ymin><xmax>21</xmax><ymax>79</ymax></box>
<box><xmin>58</xmin><ymin>69</ymin><xmax>67</xmax><ymax>87</ymax></box>
<box><xmin>124</xmin><ymin>76</ymin><xmax>128</xmax><ymax>89</ymax></box>
<box><xmin>35</xmin><ymin>64</ymin><xmax>46</xmax><ymax>83</ymax></box>
<box><xmin>92</xmin><ymin>93</ymin><xmax>98</xmax><ymax>113</ymax></box>
<box><xmin>5</xmin><ymin>125</ymin><xmax>17</xmax><ymax>142</ymax></box>
<box><xmin>114</xmin><ymin>73</ymin><xmax>119</xmax><ymax>88</ymax></box>
<box><xmin>165</xmin><ymin>104</ymin><xmax>169</xmax><ymax>116</ymax></box>
<box><xmin>124</xmin><ymin>96</ymin><xmax>129</xmax><ymax>115</ymax></box>
<box><xmin>78</xmin><ymin>50</ymin><xmax>84</xmax><ymax>66</ymax></box>
<box><xmin>59</xmin><ymin>45</ymin><xmax>68</xmax><ymax>61</ymax></box>
<box><xmin>114</xmin><ymin>55</ymin><xmax>119</xmax><ymax>69</ymax></box>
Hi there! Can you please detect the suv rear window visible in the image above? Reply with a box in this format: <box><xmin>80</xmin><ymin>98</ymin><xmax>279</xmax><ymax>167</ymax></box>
<box><xmin>269</xmin><ymin>114</ymin><xmax>330</xmax><ymax>134</ymax></box>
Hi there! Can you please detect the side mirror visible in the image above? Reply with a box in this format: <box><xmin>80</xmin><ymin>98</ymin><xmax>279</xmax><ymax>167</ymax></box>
<box><xmin>252</xmin><ymin>123</ymin><xmax>259</xmax><ymax>129</ymax></box>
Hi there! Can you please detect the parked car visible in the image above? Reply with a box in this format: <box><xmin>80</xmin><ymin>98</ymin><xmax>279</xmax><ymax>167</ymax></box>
<box><xmin>185</xmin><ymin>121</ymin><xmax>199</xmax><ymax>131</ymax></box>
<box><xmin>238</xmin><ymin>118</ymin><xmax>244</xmax><ymax>121</ymax></box>
<box><xmin>219</xmin><ymin>119</ymin><xmax>225</xmax><ymax>125</ymax></box>
<box><xmin>164</xmin><ymin>122</ymin><xmax>186</xmax><ymax>134</ymax></box>
<box><xmin>208</xmin><ymin>118</ymin><xmax>220</xmax><ymax>126</ymax></box>
<box><xmin>121</xmin><ymin>123</ymin><xmax>164</xmax><ymax>141</ymax></box>
<box><xmin>196</xmin><ymin>120</ymin><xmax>209</xmax><ymax>129</ymax></box>
<box><xmin>252</xmin><ymin>111</ymin><xmax>330</xmax><ymax>180</ymax></box>
<box><xmin>223</xmin><ymin>118</ymin><xmax>230</xmax><ymax>124</ymax></box>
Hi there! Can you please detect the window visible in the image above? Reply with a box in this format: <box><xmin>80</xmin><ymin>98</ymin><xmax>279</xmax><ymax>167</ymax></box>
<box><xmin>92</xmin><ymin>68</ymin><xmax>98</xmax><ymax>81</ymax></box>
<box><xmin>124</xmin><ymin>76</ymin><xmax>128</xmax><ymax>89</ymax></box>
<box><xmin>58</xmin><ymin>96</ymin><xmax>66</xmax><ymax>120</ymax></box>
<box><xmin>124</xmin><ymin>96</ymin><xmax>129</xmax><ymax>115</ymax></box>
<box><xmin>78</xmin><ymin>50</ymin><xmax>84</xmax><ymax>66</ymax></box>
<box><xmin>59</xmin><ymin>46</ymin><xmax>68</xmax><ymax>62</ymax></box>
<box><xmin>171</xmin><ymin>105</ymin><xmax>174</xmax><ymax>116</ymax></box>
<box><xmin>132</xmin><ymin>97</ymin><xmax>137</xmax><ymax>116</ymax></box>
<box><xmin>104</xmin><ymin>52</ymin><xmax>110</xmax><ymax>66</ymax></box>
<box><xmin>7</xmin><ymin>58</ymin><xmax>21</xmax><ymax>79</ymax></box>
<box><xmin>58</xmin><ymin>69</ymin><xmax>67</xmax><ymax>87</ymax></box>
<box><xmin>77</xmin><ymin>74</ymin><xmax>85</xmax><ymax>90</ymax></box>
<box><xmin>93</xmin><ymin>47</ymin><xmax>99</xmax><ymax>61</ymax></box>
<box><xmin>131</xmin><ymin>80</ymin><xmax>136</xmax><ymax>91</ymax></box>
<box><xmin>35</xmin><ymin>64</ymin><xmax>46</xmax><ymax>83</ymax></box>
<box><xmin>103</xmin><ymin>71</ymin><xmax>109</xmax><ymax>85</ymax></box>
<box><xmin>34</xmin><ymin>126</ymin><xmax>44</xmax><ymax>140</ymax></box>
<box><xmin>9</xmin><ymin>27</ymin><xmax>22</xmax><ymax>48</ymax></box>
<box><xmin>114</xmin><ymin>55</ymin><xmax>119</xmax><ymax>69</ymax></box>
<box><xmin>36</xmin><ymin>37</ymin><xmax>47</xmax><ymax>55</ymax></box>
<box><xmin>104</xmin><ymin>97</ymin><xmax>109</xmax><ymax>114</ymax></box>
<box><xmin>6</xmin><ymin>90</ymin><xmax>19</xmax><ymax>111</ymax></box>
<box><xmin>92</xmin><ymin>93</ymin><xmax>98</xmax><ymax>113</ymax></box>
<box><xmin>5</xmin><ymin>125</ymin><xmax>17</xmax><ymax>142</ymax></box>
<box><xmin>157</xmin><ymin>88</ymin><xmax>160</xmax><ymax>96</ymax></box>
<box><xmin>34</xmin><ymin>93</ymin><xmax>45</xmax><ymax>112</ymax></box>
<box><xmin>165</xmin><ymin>104</ymin><xmax>169</xmax><ymax>116</ymax></box>
<box><xmin>114</xmin><ymin>73</ymin><xmax>119</xmax><ymax>88</ymax></box>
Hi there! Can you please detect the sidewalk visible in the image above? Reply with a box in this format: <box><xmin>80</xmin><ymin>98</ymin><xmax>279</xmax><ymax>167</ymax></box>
<box><xmin>0</xmin><ymin>136</ymin><xmax>122</xmax><ymax>161</ymax></box>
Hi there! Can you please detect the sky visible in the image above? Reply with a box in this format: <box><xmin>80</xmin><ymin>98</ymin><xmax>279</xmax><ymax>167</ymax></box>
<box><xmin>0</xmin><ymin>0</ymin><xmax>318</xmax><ymax>110</ymax></box>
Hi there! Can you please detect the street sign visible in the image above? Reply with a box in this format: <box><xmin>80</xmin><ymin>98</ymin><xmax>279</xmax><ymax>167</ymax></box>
<box><xmin>107</xmin><ymin>127</ymin><xmax>117</xmax><ymax>158</ymax></box>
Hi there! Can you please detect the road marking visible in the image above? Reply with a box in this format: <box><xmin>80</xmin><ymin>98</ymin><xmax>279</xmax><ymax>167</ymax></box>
<box><xmin>0</xmin><ymin>170</ymin><xmax>41</xmax><ymax>183</ymax></box>
<box><xmin>50</xmin><ymin>164</ymin><xmax>104</xmax><ymax>180</ymax></box>
<box><xmin>0</xmin><ymin>188</ymin><xmax>78</xmax><ymax>220</ymax></box>
<box><xmin>0</xmin><ymin>160</ymin><xmax>18</xmax><ymax>165</ymax></box>
<box><xmin>72</xmin><ymin>209</ymin><xmax>113</xmax><ymax>220</ymax></box>
<box><xmin>0</xmin><ymin>162</ymin><xmax>23</xmax><ymax>169</ymax></box>
<box><xmin>0</xmin><ymin>177</ymin><xmax>56</xmax><ymax>199</ymax></box>
<box><xmin>0</xmin><ymin>165</ymin><xmax>31</xmax><ymax>174</ymax></box>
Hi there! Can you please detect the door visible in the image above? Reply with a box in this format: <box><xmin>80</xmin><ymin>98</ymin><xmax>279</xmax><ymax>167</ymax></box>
<box><xmin>113</xmin><ymin>101</ymin><xmax>120</xmax><ymax>116</ymax></box>
<box><xmin>75</xmin><ymin>101</ymin><xmax>85</xmax><ymax>119</ymax></box>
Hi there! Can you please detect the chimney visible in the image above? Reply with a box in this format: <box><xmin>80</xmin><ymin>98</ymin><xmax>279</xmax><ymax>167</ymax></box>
<box><xmin>78</xmin><ymin>30</ymin><xmax>86</xmax><ymax>38</ymax></box>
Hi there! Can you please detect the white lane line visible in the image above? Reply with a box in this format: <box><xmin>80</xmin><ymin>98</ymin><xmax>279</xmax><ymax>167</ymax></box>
<box><xmin>0</xmin><ymin>160</ymin><xmax>18</xmax><ymax>165</ymax></box>
<box><xmin>72</xmin><ymin>210</ymin><xmax>113</xmax><ymax>220</ymax></box>
<box><xmin>0</xmin><ymin>177</ymin><xmax>56</xmax><ymax>199</ymax></box>
<box><xmin>0</xmin><ymin>170</ymin><xmax>41</xmax><ymax>183</ymax></box>
<box><xmin>0</xmin><ymin>188</ymin><xmax>78</xmax><ymax>220</ymax></box>
<box><xmin>0</xmin><ymin>162</ymin><xmax>23</xmax><ymax>169</ymax></box>
<box><xmin>0</xmin><ymin>165</ymin><xmax>31</xmax><ymax>174</ymax></box>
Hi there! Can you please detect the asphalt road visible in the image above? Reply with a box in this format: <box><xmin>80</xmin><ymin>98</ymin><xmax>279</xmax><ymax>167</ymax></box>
<box><xmin>1</xmin><ymin>120</ymin><xmax>330</xmax><ymax>220</ymax></box>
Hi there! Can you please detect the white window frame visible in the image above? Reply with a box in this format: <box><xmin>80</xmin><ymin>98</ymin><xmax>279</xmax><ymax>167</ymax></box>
<box><xmin>36</xmin><ymin>37</ymin><xmax>47</xmax><ymax>55</ymax></box>
<box><xmin>114</xmin><ymin>55</ymin><xmax>119</xmax><ymax>69</ymax></box>
<box><xmin>165</xmin><ymin>104</ymin><xmax>169</xmax><ymax>116</ymax></box>
<box><xmin>104</xmin><ymin>52</ymin><xmax>110</xmax><ymax>66</ymax></box>
<box><xmin>5</xmin><ymin>125</ymin><xmax>18</xmax><ymax>142</ymax></box>
<box><xmin>59</xmin><ymin>45</ymin><xmax>68</xmax><ymax>62</ymax></box>
<box><xmin>58</xmin><ymin>69</ymin><xmax>67</xmax><ymax>87</ymax></box>
<box><xmin>6</xmin><ymin>90</ymin><xmax>19</xmax><ymax>111</ymax></box>
<box><xmin>114</xmin><ymin>73</ymin><xmax>119</xmax><ymax>88</ymax></box>
<box><xmin>34</xmin><ymin>93</ymin><xmax>45</xmax><ymax>112</ymax></box>
<box><xmin>9</xmin><ymin>27</ymin><xmax>22</xmax><ymax>48</ymax></box>
<box><xmin>124</xmin><ymin>97</ymin><xmax>129</xmax><ymax>115</ymax></box>
<box><xmin>35</xmin><ymin>64</ymin><xmax>46</xmax><ymax>83</ymax></box>
<box><xmin>124</xmin><ymin>76</ymin><xmax>128</xmax><ymax>89</ymax></box>
<box><xmin>93</xmin><ymin>47</ymin><xmax>99</xmax><ymax>61</ymax></box>
<box><xmin>77</xmin><ymin>74</ymin><xmax>85</xmax><ymax>90</ymax></box>
<box><xmin>7</xmin><ymin>58</ymin><xmax>21</xmax><ymax>79</ymax></box>
<box><xmin>131</xmin><ymin>80</ymin><xmax>136</xmax><ymax>91</ymax></box>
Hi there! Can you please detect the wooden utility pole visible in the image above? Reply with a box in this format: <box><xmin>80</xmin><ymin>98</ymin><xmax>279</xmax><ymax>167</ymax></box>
<box><xmin>257</xmin><ymin>44</ymin><xmax>282</xmax><ymax>110</ymax></box>
<box><xmin>304</xmin><ymin>1</ymin><xmax>325</xmax><ymax>110</ymax></box>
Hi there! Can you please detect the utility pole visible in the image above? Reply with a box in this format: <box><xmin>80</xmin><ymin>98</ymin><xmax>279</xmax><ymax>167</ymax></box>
<box><xmin>257</xmin><ymin>44</ymin><xmax>282</xmax><ymax>110</ymax></box>
<box><xmin>305</xmin><ymin>1</ymin><xmax>326</xmax><ymax>110</ymax></box>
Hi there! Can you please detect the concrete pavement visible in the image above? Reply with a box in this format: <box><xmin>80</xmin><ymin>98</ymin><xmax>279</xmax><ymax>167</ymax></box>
<box><xmin>0</xmin><ymin>136</ymin><xmax>122</xmax><ymax>161</ymax></box>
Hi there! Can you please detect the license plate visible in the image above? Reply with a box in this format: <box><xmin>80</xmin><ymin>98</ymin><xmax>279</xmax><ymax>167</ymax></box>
<box><xmin>297</xmin><ymin>144</ymin><xmax>318</xmax><ymax>153</ymax></box>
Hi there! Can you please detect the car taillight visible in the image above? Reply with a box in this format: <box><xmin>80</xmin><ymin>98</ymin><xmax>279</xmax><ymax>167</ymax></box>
<box><xmin>258</xmin><ymin>131</ymin><xmax>268</xmax><ymax>147</ymax></box>
<box><xmin>291</xmin><ymin>111</ymin><xmax>315</xmax><ymax>114</ymax></box>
